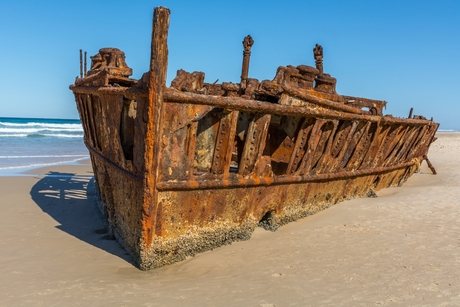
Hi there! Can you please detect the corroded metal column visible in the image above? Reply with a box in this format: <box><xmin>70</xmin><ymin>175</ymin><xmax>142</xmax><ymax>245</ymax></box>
<box><xmin>84</xmin><ymin>51</ymin><xmax>87</xmax><ymax>77</ymax></box>
<box><xmin>241</xmin><ymin>35</ymin><xmax>254</xmax><ymax>87</ymax></box>
<box><xmin>313</xmin><ymin>44</ymin><xmax>323</xmax><ymax>74</ymax></box>
<box><xmin>143</xmin><ymin>6</ymin><xmax>170</xmax><ymax>253</ymax></box>
<box><xmin>79</xmin><ymin>49</ymin><xmax>83</xmax><ymax>78</ymax></box>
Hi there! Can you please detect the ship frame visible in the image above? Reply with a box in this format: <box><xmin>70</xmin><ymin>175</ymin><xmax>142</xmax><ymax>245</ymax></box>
<box><xmin>70</xmin><ymin>7</ymin><xmax>438</xmax><ymax>269</ymax></box>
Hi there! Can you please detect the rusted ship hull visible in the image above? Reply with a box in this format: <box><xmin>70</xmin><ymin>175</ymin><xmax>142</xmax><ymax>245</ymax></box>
<box><xmin>70</xmin><ymin>7</ymin><xmax>438</xmax><ymax>269</ymax></box>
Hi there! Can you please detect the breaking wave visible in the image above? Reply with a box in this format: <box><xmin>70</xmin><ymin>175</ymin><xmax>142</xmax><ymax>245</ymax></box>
<box><xmin>0</xmin><ymin>121</ymin><xmax>82</xmax><ymax>129</ymax></box>
<box><xmin>0</xmin><ymin>119</ymin><xmax>83</xmax><ymax>139</ymax></box>
<box><xmin>0</xmin><ymin>117</ymin><xmax>88</xmax><ymax>171</ymax></box>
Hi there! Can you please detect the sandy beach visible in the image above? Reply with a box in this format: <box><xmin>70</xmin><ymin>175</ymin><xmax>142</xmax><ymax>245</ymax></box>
<box><xmin>1</xmin><ymin>132</ymin><xmax>459</xmax><ymax>306</ymax></box>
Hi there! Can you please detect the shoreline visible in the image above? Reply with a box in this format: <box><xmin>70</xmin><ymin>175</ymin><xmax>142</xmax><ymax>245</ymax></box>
<box><xmin>1</xmin><ymin>132</ymin><xmax>459</xmax><ymax>305</ymax></box>
<box><xmin>0</xmin><ymin>158</ymin><xmax>91</xmax><ymax>177</ymax></box>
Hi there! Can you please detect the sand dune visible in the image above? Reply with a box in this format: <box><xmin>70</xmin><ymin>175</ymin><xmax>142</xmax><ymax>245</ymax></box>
<box><xmin>1</xmin><ymin>133</ymin><xmax>459</xmax><ymax>306</ymax></box>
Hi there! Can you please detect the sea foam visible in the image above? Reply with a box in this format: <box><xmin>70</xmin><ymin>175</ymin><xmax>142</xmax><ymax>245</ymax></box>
<box><xmin>0</xmin><ymin>117</ymin><xmax>89</xmax><ymax>171</ymax></box>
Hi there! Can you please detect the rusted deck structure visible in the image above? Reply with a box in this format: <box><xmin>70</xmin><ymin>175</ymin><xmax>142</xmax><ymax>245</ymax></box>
<box><xmin>70</xmin><ymin>7</ymin><xmax>438</xmax><ymax>269</ymax></box>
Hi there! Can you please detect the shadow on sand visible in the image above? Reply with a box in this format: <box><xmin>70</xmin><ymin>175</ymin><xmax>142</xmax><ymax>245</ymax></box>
<box><xmin>30</xmin><ymin>171</ymin><xmax>135</xmax><ymax>266</ymax></box>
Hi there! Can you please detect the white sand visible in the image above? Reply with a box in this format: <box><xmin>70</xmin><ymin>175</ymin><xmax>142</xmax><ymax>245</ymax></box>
<box><xmin>1</xmin><ymin>133</ymin><xmax>459</xmax><ymax>306</ymax></box>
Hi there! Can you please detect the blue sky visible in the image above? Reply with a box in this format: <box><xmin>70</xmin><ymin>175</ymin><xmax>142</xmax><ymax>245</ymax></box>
<box><xmin>1</xmin><ymin>0</ymin><xmax>459</xmax><ymax>130</ymax></box>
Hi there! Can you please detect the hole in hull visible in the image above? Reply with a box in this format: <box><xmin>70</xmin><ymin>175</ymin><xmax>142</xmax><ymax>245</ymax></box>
<box><xmin>258</xmin><ymin>211</ymin><xmax>279</xmax><ymax>232</ymax></box>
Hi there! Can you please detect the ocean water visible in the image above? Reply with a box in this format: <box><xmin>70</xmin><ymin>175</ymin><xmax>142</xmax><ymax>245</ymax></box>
<box><xmin>0</xmin><ymin>117</ymin><xmax>89</xmax><ymax>171</ymax></box>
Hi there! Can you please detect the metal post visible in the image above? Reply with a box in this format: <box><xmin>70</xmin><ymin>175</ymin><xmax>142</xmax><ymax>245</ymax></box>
<box><xmin>144</xmin><ymin>6</ymin><xmax>170</xmax><ymax>250</ymax></box>
<box><xmin>84</xmin><ymin>51</ymin><xmax>87</xmax><ymax>78</ymax></box>
<box><xmin>241</xmin><ymin>35</ymin><xmax>254</xmax><ymax>87</ymax></box>
<box><xmin>79</xmin><ymin>49</ymin><xmax>83</xmax><ymax>79</ymax></box>
<box><xmin>313</xmin><ymin>44</ymin><xmax>323</xmax><ymax>75</ymax></box>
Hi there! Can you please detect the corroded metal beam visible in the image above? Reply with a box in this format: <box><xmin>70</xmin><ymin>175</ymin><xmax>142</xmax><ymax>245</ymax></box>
<box><xmin>156</xmin><ymin>160</ymin><xmax>418</xmax><ymax>191</ymax></box>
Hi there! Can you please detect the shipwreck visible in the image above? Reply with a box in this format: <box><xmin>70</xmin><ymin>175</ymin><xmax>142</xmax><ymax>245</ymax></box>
<box><xmin>70</xmin><ymin>7</ymin><xmax>439</xmax><ymax>269</ymax></box>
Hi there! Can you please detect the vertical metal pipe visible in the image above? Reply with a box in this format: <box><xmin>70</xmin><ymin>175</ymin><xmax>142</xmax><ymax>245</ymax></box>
<box><xmin>79</xmin><ymin>49</ymin><xmax>83</xmax><ymax>79</ymax></box>
<box><xmin>241</xmin><ymin>35</ymin><xmax>254</xmax><ymax>87</ymax></box>
<box><xmin>84</xmin><ymin>51</ymin><xmax>87</xmax><ymax>78</ymax></box>
<box><xmin>408</xmin><ymin>107</ymin><xmax>413</xmax><ymax>119</ymax></box>
<box><xmin>313</xmin><ymin>44</ymin><xmax>323</xmax><ymax>75</ymax></box>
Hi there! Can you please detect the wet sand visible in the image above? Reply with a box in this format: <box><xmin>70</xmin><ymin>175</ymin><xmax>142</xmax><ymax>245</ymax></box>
<box><xmin>1</xmin><ymin>133</ymin><xmax>459</xmax><ymax>306</ymax></box>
